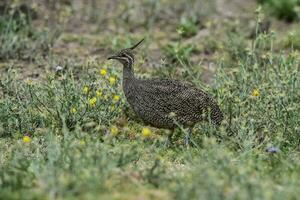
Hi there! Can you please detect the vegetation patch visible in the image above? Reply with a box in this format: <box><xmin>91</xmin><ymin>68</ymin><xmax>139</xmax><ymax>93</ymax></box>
<box><xmin>0</xmin><ymin>4</ymin><xmax>58</xmax><ymax>60</ymax></box>
<box><xmin>0</xmin><ymin>1</ymin><xmax>299</xmax><ymax>199</ymax></box>
<box><xmin>258</xmin><ymin>0</ymin><xmax>300</xmax><ymax>22</ymax></box>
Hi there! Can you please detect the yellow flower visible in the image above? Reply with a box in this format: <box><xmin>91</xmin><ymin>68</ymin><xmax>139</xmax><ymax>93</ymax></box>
<box><xmin>23</xmin><ymin>136</ymin><xmax>31</xmax><ymax>143</ymax></box>
<box><xmin>70</xmin><ymin>107</ymin><xmax>77</xmax><ymax>114</ymax></box>
<box><xmin>109</xmin><ymin>76</ymin><xmax>116</xmax><ymax>85</ymax></box>
<box><xmin>100</xmin><ymin>69</ymin><xmax>107</xmax><ymax>76</ymax></box>
<box><xmin>113</xmin><ymin>95</ymin><xmax>120</xmax><ymax>102</ymax></box>
<box><xmin>177</xmin><ymin>27</ymin><xmax>184</xmax><ymax>35</ymax></box>
<box><xmin>205</xmin><ymin>20</ymin><xmax>213</xmax><ymax>28</ymax></box>
<box><xmin>110</xmin><ymin>126</ymin><xmax>119</xmax><ymax>136</ymax></box>
<box><xmin>83</xmin><ymin>86</ymin><xmax>89</xmax><ymax>94</ymax></box>
<box><xmin>96</xmin><ymin>90</ymin><xmax>102</xmax><ymax>97</ymax></box>
<box><xmin>79</xmin><ymin>140</ymin><xmax>86</xmax><ymax>146</ymax></box>
<box><xmin>26</xmin><ymin>79</ymin><xmax>33</xmax><ymax>86</ymax></box>
<box><xmin>104</xmin><ymin>94</ymin><xmax>109</xmax><ymax>100</ymax></box>
<box><xmin>168</xmin><ymin>112</ymin><xmax>177</xmax><ymax>118</ymax></box>
<box><xmin>252</xmin><ymin>89</ymin><xmax>260</xmax><ymax>97</ymax></box>
<box><xmin>88</xmin><ymin>97</ymin><xmax>97</xmax><ymax>107</ymax></box>
<box><xmin>110</xmin><ymin>106</ymin><xmax>115</xmax><ymax>111</ymax></box>
<box><xmin>261</xmin><ymin>54</ymin><xmax>267</xmax><ymax>59</ymax></box>
<box><xmin>142</xmin><ymin>127</ymin><xmax>152</xmax><ymax>137</ymax></box>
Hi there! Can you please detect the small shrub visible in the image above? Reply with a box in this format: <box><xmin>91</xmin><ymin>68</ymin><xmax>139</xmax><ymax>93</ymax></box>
<box><xmin>283</xmin><ymin>31</ymin><xmax>300</xmax><ymax>49</ymax></box>
<box><xmin>0</xmin><ymin>5</ymin><xmax>58</xmax><ymax>60</ymax></box>
<box><xmin>178</xmin><ymin>17</ymin><xmax>199</xmax><ymax>38</ymax></box>
<box><xmin>258</xmin><ymin>0</ymin><xmax>300</xmax><ymax>22</ymax></box>
<box><xmin>0</xmin><ymin>62</ymin><xmax>124</xmax><ymax>137</ymax></box>
<box><xmin>164</xmin><ymin>42</ymin><xmax>195</xmax><ymax>65</ymax></box>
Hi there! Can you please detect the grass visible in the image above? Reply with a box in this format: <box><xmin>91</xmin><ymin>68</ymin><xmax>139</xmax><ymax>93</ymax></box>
<box><xmin>0</xmin><ymin>1</ymin><xmax>300</xmax><ymax>200</ymax></box>
<box><xmin>0</xmin><ymin>5</ymin><xmax>57</xmax><ymax>60</ymax></box>
<box><xmin>258</xmin><ymin>0</ymin><xmax>300</xmax><ymax>22</ymax></box>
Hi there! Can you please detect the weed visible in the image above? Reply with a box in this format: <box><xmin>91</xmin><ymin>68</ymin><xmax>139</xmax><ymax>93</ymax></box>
<box><xmin>283</xmin><ymin>31</ymin><xmax>300</xmax><ymax>50</ymax></box>
<box><xmin>0</xmin><ymin>61</ymin><xmax>124</xmax><ymax>137</ymax></box>
<box><xmin>164</xmin><ymin>42</ymin><xmax>195</xmax><ymax>65</ymax></box>
<box><xmin>0</xmin><ymin>5</ymin><xmax>58</xmax><ymax>60</ymax></box>
<box><xmin>0</xmin><ymin>1</ymin><xmax>300</xmax><ymax>199</ymax></box>
<box><xmin>178</xmin><ymin>17</ymin><xmax>199</xmax><ymax>38</ymax></box>
<box><xmin>258</xmin><ymin>0</ymin><xmax>300</xmax><ymax>22</ymax></box>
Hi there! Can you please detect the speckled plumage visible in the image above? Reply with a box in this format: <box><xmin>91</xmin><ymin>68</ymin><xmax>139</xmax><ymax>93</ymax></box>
<box><xmin>108</xmin><ymin>39</ymin><xmax>223</xmax><ymax>129</ymax></box>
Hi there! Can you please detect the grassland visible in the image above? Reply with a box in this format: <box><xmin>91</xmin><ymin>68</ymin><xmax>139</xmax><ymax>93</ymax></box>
<box><xmin>0</xmin><ymin>0</ymin><xmax>300</xmax><ymax>199</ymax></box>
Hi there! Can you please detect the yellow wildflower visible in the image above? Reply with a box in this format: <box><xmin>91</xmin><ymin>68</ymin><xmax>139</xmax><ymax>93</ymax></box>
<box><xmin>142</xmin><ymin>127</ymin><xmax>152</xmax><ymax>137</ymax></box>
<box><xmin>252</xmin><ymin>89</ymin><xmax>260</xmax><ymax>97</ymax></box>
<box><xmin>109</xmin><ymin>76</ymin><xmax>116</xmax><ymax>85</ymax></box>
<box><xmin>110</xmin><ymin>106</ymin><xmax>115</xmax><ymax>111</ymax></box>
<box><xmin>205</xmin><ymin>20</ymin><xmax>213</xmax><ymax>28</ymax></box>
<box><xmin>83</xmin><ymin>86</ymin><xmax>89</xmax><ymax>94</ymax></box>
<box><xmin>113</xmin><ymin>95</ymin><xmax>120</xmax><ymax>102</ymax></box>
<box><xmin>70</xmin><ymin>107</ymin><xmax>77</xmax><ymax>114</ymax></box>
<box><xmin>79</xmin><ymin>140</ymin><xmax>86</xmax><ymax>146</ymax></box>
<box><xmin>96</xmin><ymin>90</ymin><xmax>102</xmax><ymax>97</ymax></box>
<box><xmin>288</xmin><ymin>31</ymin><xmax>295</xmax><ymax>38</ymax></box>
<box><xmin>104</xmin><ymin>94</ymin><xmax>109</xmax><ymax>100</ymax></box>
<box><xmin>23</xmin><ymin>136</ymin><xmax>31</xmax><ymax>143</ymax></box>
<box><xmin>261</xmin><ymin>54</ymin><xmax>267</xmax><ymax>59</ymax></box>
<box><xmin>110</xmin><ymin>126</ymin><xmax>119</xmax><ymax>136</ymax></box>
<box><xmin>26</xmin><ymin>79</ymin><xmax>33</xmax><ymax>86</ymax></box>
<box><xmin>255</xmin><ymin>6</ymin><xmax>262</xmax><ymax>14</ymax></box>
<box><xmin>177</xmin><ymin>27</ymin><xmax>184</xmax><ymax>35</ymax></box>
<box><xmin>88</xmin><ymin>97</ymin><xmax>97</xmax><ymax>107</ymax></box>
<box><xmin>100</xmin><ymin>69</ymin><xmax>107</xmax><ymax>76</ymax></box>
<box><xmin>168</xmin><ymin>112</ymin><xmax>177</xmax><ymax>118</ymax></box>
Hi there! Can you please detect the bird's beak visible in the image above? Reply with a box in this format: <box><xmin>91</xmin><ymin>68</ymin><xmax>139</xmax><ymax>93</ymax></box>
<box><xmin>107</xmin><ymin>55</ymin><xmax>118</xmax><ymax>60</ymax></box>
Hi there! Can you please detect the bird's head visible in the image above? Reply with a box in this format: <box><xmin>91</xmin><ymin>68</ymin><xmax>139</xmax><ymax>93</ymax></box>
<box><xmin>107</xmin><ymin>38</ymin><xmax>144</xmax><ymax>66</ymax></box>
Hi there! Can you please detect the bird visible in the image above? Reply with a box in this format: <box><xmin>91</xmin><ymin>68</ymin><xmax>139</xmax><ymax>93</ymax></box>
<box><xmin>108</xmin><ymin>39</ymin><xmax>223</xmax><ymax>145</ymax></box>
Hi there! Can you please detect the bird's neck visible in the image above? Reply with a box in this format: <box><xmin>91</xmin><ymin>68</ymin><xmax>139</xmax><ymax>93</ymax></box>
<box><xmin>123</xmin><ymin>62</ymin><xmax>135</xmax><ymax>81</ymax></box>
<box><xmin>122</xmin><ymin>63</ymin><xmax>136</xmax><ymax>100</ymax></box>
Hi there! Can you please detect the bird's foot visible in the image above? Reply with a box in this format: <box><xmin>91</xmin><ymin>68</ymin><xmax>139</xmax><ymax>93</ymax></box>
<box><xmin>164</xmin><ymin>133</ymin><xmax>174</xmax><ymax>148</ymax></box>
<box><xmin>184</xmin><ymin>133</ymin><xmax>190</xmax><ymax>147</ymax></box>
<box><xmin>164</xmin><ymin>138</ymin><xmax>171</xmax><ymax>148</ymax></box>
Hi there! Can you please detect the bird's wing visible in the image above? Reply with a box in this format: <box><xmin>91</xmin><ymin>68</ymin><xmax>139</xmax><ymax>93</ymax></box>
<box><xmin>136</xmin><ymin>79</ymin><xmax>197</xmax><ymax>94</ymax></box>
<box><xmin>135</xmin><ymin>79</ymin><xmax>209</xmax><ymax>113</ymax></box>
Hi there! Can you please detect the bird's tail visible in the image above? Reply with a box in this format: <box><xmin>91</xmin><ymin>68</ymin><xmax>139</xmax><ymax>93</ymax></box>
<box><xmin>209</xmin><ymin>102</ymin><xmax>223</xmax><ymax>126</ymax></box>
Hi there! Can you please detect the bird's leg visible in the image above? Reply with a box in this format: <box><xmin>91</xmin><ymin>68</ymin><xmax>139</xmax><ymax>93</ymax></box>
<box><xmin>164</xmin><ymin>129</ymin><xmax>174</xmax><ymax>147</ymax></box>
<box><xmin>184</xmin><ymin>128</ymin><xmax>192</xmax><ymax>147</ymax></box>
<box><xmin>164</xmin><ymin>134</ymin><xmax>172</xmax><ymax>147</ymax></box>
